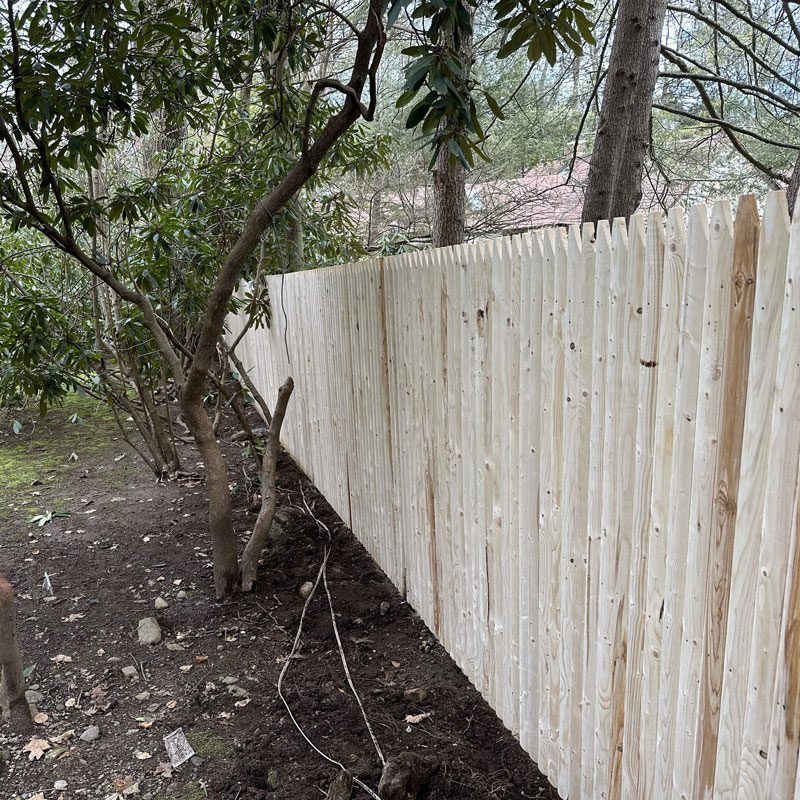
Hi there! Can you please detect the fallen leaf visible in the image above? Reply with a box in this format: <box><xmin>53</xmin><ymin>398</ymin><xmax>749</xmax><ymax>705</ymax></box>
<box><xmin>62</xmin><ymin>613</ymin><xmax>85</xmax><ymax>623</ymax></box>
<box><xmin>154</xmin><ymin>761</ymin><xmax>174</xmax><ymax>778</ymax></box>
<box><xmin>65</xmin><ymin>697</ymin><xmax>77</xmax><ymax>708</ymax></box>
<box><xmin>51</xmin><ymin>729</ymin><xmax>75</xmax><ymax>744</ymax></box>
<box><xmin>194</xmin><ymin>654</ymin><xmax>208</xmax><ymax>664</ymax></box>
<box><xmin>165</xmin><ymin>700</ymin><xmax>177</xmax><ymax>709</ymax></box>
<box><xmin>51</xmin><ymin>654</ymin><xmax>73</xmax><ymax>664</ymax></box>
<box><xmin>29</xmin><ymin>794</ymin><xmax>46</xmax><ymax>800</ymax></box>
<box><xmin>234</xmin><ymin>698</ymin><xmax>251</xmax><ymax>708</ymax></box>
<box><xmin>23</xmin><ymin>737</ymin><xmax>51</xmax><ymax>760</ymax></box>
<box><xmin>134</xmin><ymin>750</ymin><xmax>153</xmax><ymax>760</ymax></box>
<box><xmin>404</xmin><ymin>712</ymin><xmax>432</xmax><ymax>724</ymax></box>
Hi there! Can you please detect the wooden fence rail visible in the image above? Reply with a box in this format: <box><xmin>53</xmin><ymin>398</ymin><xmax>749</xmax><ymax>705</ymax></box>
<box><xmin>228</xmin><ymin>192</ymin><xmax>800</xmax><ymax>800</ymax></box>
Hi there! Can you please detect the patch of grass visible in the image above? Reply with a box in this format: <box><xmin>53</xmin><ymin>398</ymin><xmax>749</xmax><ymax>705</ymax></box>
<box><xmin>0</xmin><ymin>392</ymin><xmax>127</xmax><ymax>533</ymax></box>
<box><xmin>154</xmin><ymin>782</ymin><xmax>207</xmax><ymax>800</ymax></box>
<box><xmin>186</xmin><ymin>728</ymin><xmax>234</xmax><ymax>759</ymax></box>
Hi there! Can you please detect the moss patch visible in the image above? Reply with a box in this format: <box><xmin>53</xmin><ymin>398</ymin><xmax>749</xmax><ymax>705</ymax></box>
<box><xmin>154</xmin><ymin>782</ymin><xmax>207</xmax><ymax>800</ymax></box>
<box><xmin>0</xmin><ymin>392</ymin><xmax>127</xmax><ymax>535</ymax></box>
<box><xmin>186</xmin><ymin>729</ymin><xmax>234</xmax><ymax>759</ymax></box>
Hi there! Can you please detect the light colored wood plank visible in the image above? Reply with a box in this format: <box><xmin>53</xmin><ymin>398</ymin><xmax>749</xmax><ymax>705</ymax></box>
<box><xmin>594</xmin><ymin>218</ymin><xmax>629</xmax><ymax>800</ymax></box>
<box><xmin>708</xmin><ymin>192</ymin><xmax>788</xmax><ymax>798</ymax></box>
<box><xmin>518</xmin><ymin>231</ymin><xmax>543</xmax><ymax>761</ymax></box>
<box><xmin>638</xmin><ymin>207</ymin><xmax>687</xmax><ymax>798</ymax></box>
<box><xmin>689</xmin><ymin>195</ymin><xmax>760</xmax><ymax>798</ymax></box>
<box><xmin>582</xmin><ymin>219</ymin><xmax>612</xmax><ymax>800</ymax></box>
<box><xmin>621</xmin><ymin>211</ymin><xmax>665</xmax><ymax>800</ymax></box>
<box><xmin>673</xmin><ymin>200</ymin><xmax>735</xmax><ymax>799</ymax></box>
<box><xmin>756</xmin><ymin>198</ymin><xmax>800</xmax><ymax>799</ymax></box>
<box><xmin>654</xmin><ymin>203</ymin><xmax>709</xmax><ymax>799</ymax></box>
<box><xmin>537</xmin><ymin>227</ymin><xmax>559</xmax><ymax>787</ymax></box>
<box><xmin>560</xmin><ymin>223</ymin><xmax>596</xmax><ymax>797</ymax></box>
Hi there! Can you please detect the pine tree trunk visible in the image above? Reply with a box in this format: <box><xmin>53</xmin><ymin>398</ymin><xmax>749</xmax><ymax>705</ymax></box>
<box><xmin>0</xmin><ymin>575</ymin><xmax>32</xmax><ymax>733</ymax></box>
<box><xmin>431</xmin><ymin>15</ymin><xmax>472</xmax><ymax>248</ymax></box>
<box><xmin>787</xmin><ymin>153</ymin><xmax>800</xmax><ymax>215</ymax></box>
<box><xmin>581</xmin><ymin>0</ymin><xmax>668</xmax><ymax>224</ymax></box>
<box><xmin>432</xmin><ymin>149</ymin><xmax>467</xmax><ymax>247</ymax></box>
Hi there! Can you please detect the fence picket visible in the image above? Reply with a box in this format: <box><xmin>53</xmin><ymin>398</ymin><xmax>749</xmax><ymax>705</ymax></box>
<box><xmin>227</xmin><ymin>195</ymin><xmax>799</xmax><ymax>800</ymax></box>
<box><xmin>582</xmin><ymin>219</ymin><xmax>611</xmax><ymax>799</ymax></box>
<box><xmin>622</xmin><ymin>211</ymin><xmax>665</xmax><ymax>800</ymax></box>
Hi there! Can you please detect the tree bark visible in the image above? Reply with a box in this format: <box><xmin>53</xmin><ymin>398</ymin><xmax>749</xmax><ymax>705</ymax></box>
<box><xmin>431</xmin><ymin>16</ymin><xmax>472</xmax><ymax>248</ymax></box>
<box><xmin>432</xmin><ymin>149</ymin><xmax>467</xmax><ymax>247</ymax></box>
<box><xmin>180</xmin><ymin>394</ymin><xmax>241</xmax><ymax>598</ymax></box>
<box><xmin>787</xmin><ymin>152</ymin><xmax>800</xmax><ymax>215</ymax></box>
<box><xmin>0</xmin><ymin>575</ymin><xmax>32</xmax><ymax>733</ymax></box>
<box><xmin>581</xmin><ymin>0</ymin><xmax>668</xmax><ymax>224</ymax></box>
<box><xmin>241</xmin><ymin>377</ymin><xmax>294</xmax><ymax>592</ymax></box>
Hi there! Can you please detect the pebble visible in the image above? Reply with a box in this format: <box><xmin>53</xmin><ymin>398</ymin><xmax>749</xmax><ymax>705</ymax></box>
<box><xmin>108</xmin><ymin>656</ymin><xmax>122</xmax><ymax>663</ymax></box>
<box><xmin>176</xmin><ymin>590</ymin><xmax>188</xmax><ymax>600</ymax></box>
<box><xmin>54</xmin><ymin>780</ymin><xmax>68</xmax><ymax>791</ymax></box>
<box><xmin>379</xmin><ymin>601</ymin><xmax>390</xmax><ymax>616</ymax></box>
<box><xmin>227</xmin><ymin>685</ymin><xmax>249</xmax><ymax>698</ymax></box>
<box><xmin>154</xmin><ymin>597</ymin><xmax>169</xmax><ymax>610</ymax></box>
<box><xmin>138</xmin><ymin>617</ymin><xmax>162</xmax><ymax>645</ymax></box>
<box><xmin>135</xmin><ymin>691</ymin><xmax>151</xmax><ymax>701</ymax></box>
<box><xmin>121</xmin><ymin>665</ymin><xmax>139</xmax><ymax>679</ymax></box>
<box><xmin>25</xmin><ymin>690</ymin><xmax>44</xmax><ymax>705</ymax></box>
<box><xmin>79</xmin><ymin>725</ymin><xmax>100</xmax><ymax>743</ymax></box>
<box><xmin>222</xmin><ymin>676</ymin><xmax>239</xmax><ymax>685</ymax></box>
<box><xmin>165</xmin><ymin>642</ymin><xmax>185</xmax><ymax>652</ymax></box>
<box><xmin>299</xmin><ymin>581</ymin><xmax>314</xmax><ymax>600</ymax></box>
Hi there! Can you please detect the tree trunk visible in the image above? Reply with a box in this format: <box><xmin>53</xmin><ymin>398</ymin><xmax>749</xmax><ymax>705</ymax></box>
<box><xmin>787</xmin><ymin>153</ymin><xmax>800</xmax><ymax>215</ymax></box>
<box><xmin>241</xmin><ymin>377</ymin><xmax>294</xmax><ymax>592</ymax></box>
<box><xmin>180</xmin><ymin>394</ymin><xmax>240</xmax><ymax>598</ymax></box>
<box><xmin>0</xmin><ymin>575</ymin><xmax>32</xmax><ymax>733</ymax></box>
<box><xmin>581</xmin><ymin>0</ymin><xmax>668</xmax><ymax>224</ymax></box>
<box><xmin>431</xmin><ymin>15</ymin><xmax>473</xmax><ymax>248</ymax></box>
<box><xmin>432</xmin><ymin>149</ymin><xmax>467</xmax><ymax>247</ymax></box>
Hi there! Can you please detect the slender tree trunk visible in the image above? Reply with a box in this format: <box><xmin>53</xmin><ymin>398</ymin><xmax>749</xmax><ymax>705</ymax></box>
<box><xmin>431</xmin><ymin>15</ymin><xmax>473</xmax><ymax>248</ymax></box>
<box><xmin>432</xmin><ymin>150</ymin><xmax>467</xmax><ymax>247</ymax></box>
<box><xmin>180</xmin><ymin>394</ymin><xmax>240</xmax><ymax>598</ymax></box>
<box><xmin>0</xmin><ymin>575</ymin><xmax>32</xmax><ymax>733</ymax></box>
<box><xmin>241</xmin><ymin>377</ymin><xmax>294</xmax><ymax>592</ymax></box>
<box><xmin>581</xmin><ymin>0</ymin><xmax>668</xmax><ymax>224</ymax></box>
<box><xmin>787</xmin><ymin>152</ymin><xmax>800</xmax><ymax>215</ymax></box>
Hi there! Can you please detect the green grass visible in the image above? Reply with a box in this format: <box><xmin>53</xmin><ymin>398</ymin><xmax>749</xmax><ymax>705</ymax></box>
<box><xmin>154</xmin><ymin>783</ymin><xmax>207</xmax><ymax>800</ymax></box>
<box><xmin>0</xmin><ymin>392</ymin><xmax>130</xmax><ymax>537</ymax></box>
<box><xmin>186</xmin><ymin>728</ymin><xmax>234</xmax><ymax>759</ymax></box>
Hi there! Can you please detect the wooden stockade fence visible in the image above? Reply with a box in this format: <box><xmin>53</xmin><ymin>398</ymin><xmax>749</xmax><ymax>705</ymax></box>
<box><xmin>228</xmin><ymin>192</ymin><xmax>800</xmax><ymax>800</ymax></box>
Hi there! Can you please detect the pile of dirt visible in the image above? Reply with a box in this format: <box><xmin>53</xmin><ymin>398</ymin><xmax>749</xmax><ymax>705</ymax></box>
<box><xmin>0</xmin><ymin>403</ymin><xmax>557</xmax><ymax>799</ymax></box>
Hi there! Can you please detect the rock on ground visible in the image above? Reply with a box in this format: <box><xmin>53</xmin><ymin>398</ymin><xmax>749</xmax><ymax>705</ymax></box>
<box><xmin>137</xmin><ymin>617</ymin><xmax>162</xmax><ymax>645</ymax></box>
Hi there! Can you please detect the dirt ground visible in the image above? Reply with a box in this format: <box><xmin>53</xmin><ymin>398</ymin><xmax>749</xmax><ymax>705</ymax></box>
<box><xmin>0</xmin><ymin>396</ymin><xmax>557</xmax><ymax>800</ymax></box>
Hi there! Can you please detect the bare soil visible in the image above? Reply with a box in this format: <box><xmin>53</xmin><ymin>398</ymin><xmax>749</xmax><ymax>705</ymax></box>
<box><xmin>0</xmin><ymin>400</ymin><xmax>557</xmax><ymax>800</ymax></box>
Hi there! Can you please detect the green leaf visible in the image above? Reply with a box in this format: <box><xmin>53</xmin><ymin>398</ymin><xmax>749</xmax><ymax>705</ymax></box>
<box><xmin>483</xmin><ymin>90</ymin><xmax>506</xmax><ymax>121</ymax></box>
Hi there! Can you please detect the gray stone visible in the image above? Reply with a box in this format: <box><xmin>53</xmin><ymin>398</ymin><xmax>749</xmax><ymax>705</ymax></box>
<box><xmin>79</xmin><ymin>725</ymin><xmax>100</xmax><ymax>743</ymax></box>
<box><xmin>299</xmin><ymin>581</ymin><xmax>314</xmax><ymax>600</ymax></box>
<box><xmin>190</xmin><ymin>755</ymin><xmax>205</xmax><ymax>767</ymax></box>
<box><xmin>227</xmin><ymin>684</ymin><xmax>249</xmax><ymax>699</ymax></box>
<box><xmin>54</xmin><ymin>779</ymin><xmax>68</xmax><ymax>791</ymax></box>
<box><xmin>121</xmin><ymin>665</ymin><xmax>139</xmax><ymax>679</ymax></box>
<box><xmin>137</xmin><ymin>616</ymin><xmax>162</xmax><ymax>645</ymax></box>
<box><xmin>379</xmin><ymin>601</ymin><xmax>390</xmax><ymax>616</ymax></box>
<box><xmin>221</xmin><ymin>676</ymin><xmax>239</xmax><ymax>685</ymax></box>
<box><xmin>154</xmin><ymin>597</ymin><xmax>168</xmax><ymax>610</ymax></box>
<box><xmin>176</xmin><ymin>590</ymin><xmax>188</xmax><ymax>600</ymax></box>
<box><xmin>25</xmin><ymin>690</ymin><xmax>44</xmax><ymax>705</ymax></box>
